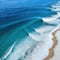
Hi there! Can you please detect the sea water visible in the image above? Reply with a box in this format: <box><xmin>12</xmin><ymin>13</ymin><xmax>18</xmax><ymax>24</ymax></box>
<box><xmin>0</xmin><ymin>0</ymin><xmax>60</xmax><ymax>60</ymax></box>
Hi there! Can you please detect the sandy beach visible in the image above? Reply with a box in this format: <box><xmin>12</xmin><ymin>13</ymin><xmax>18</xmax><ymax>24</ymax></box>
<box><xmin>45</xmin><ymin>28</ymin><xmax>60</xmax><ymax>60</ymax></box>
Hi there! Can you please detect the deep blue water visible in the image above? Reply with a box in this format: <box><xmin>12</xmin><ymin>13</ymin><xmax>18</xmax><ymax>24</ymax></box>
<box><xmin>0</xmin><ymin>0</ymin><xmax>60</xmax><ymax>60</ymax></box>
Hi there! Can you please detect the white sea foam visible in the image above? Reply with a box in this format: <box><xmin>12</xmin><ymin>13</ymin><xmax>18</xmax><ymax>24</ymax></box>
<box><xmin>24</xmin><ymin>34</ymin><xmax>53</xmax><ymax>60</ymax></box>
<box><xmin>51</xmin><ymin>1</ymin><xmax>60</xmax><ymax>12</ymax></box>
<box><xmin>52</xmin><ymin>8</ymin><xmax>60</xmax><ymax>12</ymax></box>
<box><xmin>1</xmin><ymin>42</ymin><xmax>16</xmax><ymax>60</ymax></box>
<box><xmin>25</xmin><ymin>28</ymin><xmax>41</xmax><ymax>41</ymax></box>
<box><xmin>5</xmin><ymin>37</ymin><xmax>36</xmax><ymax>60</ymax></box>
<box><xmin>42</xmin><ymin>12</ymin><xmax>60</xmax><ymax>22</ymax></box>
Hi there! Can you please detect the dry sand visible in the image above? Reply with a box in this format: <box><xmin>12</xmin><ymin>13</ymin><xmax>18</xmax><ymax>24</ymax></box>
<box><xmin>45</xmin><ymin>29</ymin><xmax>60</xmax><ymax>60</ymax></box>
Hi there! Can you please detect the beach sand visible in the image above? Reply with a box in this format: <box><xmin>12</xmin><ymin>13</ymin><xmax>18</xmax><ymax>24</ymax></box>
<box><xmin>45</xmin><ymin>29</ymin><xmax>60</xmax><ymax>60</ymax></box>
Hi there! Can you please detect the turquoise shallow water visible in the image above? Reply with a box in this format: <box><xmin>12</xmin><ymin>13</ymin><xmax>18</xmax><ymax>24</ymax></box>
<box><xmin>0</xmin><ymin>0</ymin><xmax>60</xmax><ymax>60</ymax></box>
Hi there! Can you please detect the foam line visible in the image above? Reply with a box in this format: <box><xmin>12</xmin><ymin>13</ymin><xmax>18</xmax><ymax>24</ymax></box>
<box><xmin>1</xmin><ymin>42</ymin><xmax>16</xmax><ymax>60</ymax></box>
<box><xmin>25</xmin><ymin>27</ymin><xmax>41</xmax><ymax>41</ymax></box>
<box><xmin>42</xmin><ymin>12</ymin><xmax>60</xmax><ymax>22</ymax></box>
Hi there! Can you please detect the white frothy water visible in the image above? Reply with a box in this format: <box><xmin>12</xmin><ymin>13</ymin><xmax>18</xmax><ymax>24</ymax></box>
<box><xmin>1</xmin><ymin>42</ymin><xmax>16</xmax><ymax>60</ymax></box>
<box><xmin>51</xmin><ymin>1</ymin><xmax>60</xmax><ymax>12</ymax></box>
<box><xmin>25</xmin><ymin>27</ymin><xmax>41</xmax><ymax>41</ymax></box>
<box><xmin>5</xmin><ymin>37</ymin><xmax>36</xmax><ymax>60</ymax></box>
<box><xmin>42</xmin><ymin>12</ymin><xmax>60</xmax><ymax>22</ymax></box>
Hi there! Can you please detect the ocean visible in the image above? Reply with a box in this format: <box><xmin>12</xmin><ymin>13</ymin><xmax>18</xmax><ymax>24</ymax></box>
<box><xmin>0</xmin><ymin>0</ymin><xmax>60</xmax><ymax>60</ymax></box>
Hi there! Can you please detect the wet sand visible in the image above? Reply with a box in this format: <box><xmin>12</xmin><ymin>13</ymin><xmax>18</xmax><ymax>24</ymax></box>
<box><xmin>45</xmin><ymin>29</ymin><xmax>60</xmax><ymax>60</ymax></box>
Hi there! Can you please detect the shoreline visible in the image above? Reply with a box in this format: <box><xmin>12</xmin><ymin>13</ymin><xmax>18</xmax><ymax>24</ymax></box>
<box><xmin>45</xmin><ymin>28</ymin><xmax>60</xmax><ymax>60</ymax></box>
